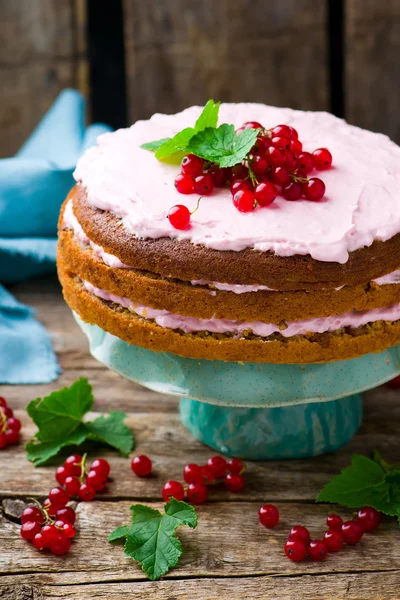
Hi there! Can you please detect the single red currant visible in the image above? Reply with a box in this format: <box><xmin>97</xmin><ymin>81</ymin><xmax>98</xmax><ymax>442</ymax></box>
<box><xmin>289</xmin><ymin>525</ymin><xmax>311</xmax><ymax>544</ymax></box>
<box><xmin>254</xmin><ymin>182</ymin><xmax>277</xmax><ymax>207</ymax></box>
<box><xmin>271</xmin><ymin>124</ymin><xmax>291</xmax><ymax>139</ymax></box>
<box><xmin>252</xmin><ymin>135</ymin><xmax>271</xmax><ymax>155</ymax></box>
<box><xmin>20</xmin><ymin>521</ymin><xmax>42</xmax><ymax>541</ymax></box>
<box><xmin>6</xmin><ymin>417</ymin><xmax>21</xmax><ymax>432</ymax></box>
<box><xmin>270</xmin><ymin>166</ymin><xmax>291</xmax><ymax>186</ymax></box>
<box><xmin>227</xmin><ymin>458</ymin><xmax>244</xmax><ymax>474</ymax></box>
<box><xmin>90</xmin><ymin>458</ymin><xmax>111</xmax><ymax>480</ymax></box>
<box><xmin>0</xmin><ymin>397</ymin><xmax>7</xmax><ymax>408</ymax></box>
<box><xmin>290</xmin><ymin>139</ymin><xmax>302</xmax><ymax>154</ymax></box>
<box><xmin>288</xmin><ymin>126</ymin><xmax>299</xmax><ymax>140</ymax></box>
<box><xmin>3</xmin><ymin>406</ymin><xmax>13</xmax><ymax>418</ymax></box>
<box><xmin>201</xmin><ymin>465</ymin><xmax>216</xmax><ymax>484</ymax></box>
<box><xmin>181</xmin><ymin>154</ymin><xmax>205</xmax><ymax>177</ymax></box>
<box><xmin>225</xmin><ymin>473</ymin><xmax>245</xmax><ymax>492</ymax></box>
<box><xmin>49</xmin><ymin>487</ymin><xmax>70</xmax><ymax>509</ymax></box>
<box><xmin>284</xmin><ymin>539</ymin><xmax>308</xmax><ymax>562</ymax></box>
<box><xmin>296</xmin><ymin>152</ymin><xmax>314</xmax><ymax>173</ymax></box>
<box><xmin>356</xmin><ymin>506</ymin><xmax>381</xmax><ymax>532</ymax></box>
<box><xmin>21</xmin><ymin>506</ymin><xmax>44</xmax><ymax>525</ymax></box>
<box><xmin>233</xmin><ymin>190</ymin><xmax>255</xmax><ymax>213</ymax></box>
<box><xmin>86</xmin><ymin>470</ymin><xmax>106</xmax><ymax>491</ymax></box>
<box><xmin>33</xmin><ymin>533</ymin><xmax>47</xmax><ymax>551</ymax></box>
<box><xmin>41</xmin><ymin>524</ymin><xmax>59</xmax><ymax>545</ymax></box>
<box><xmin>341</xmin><ymin>520</ymin><xmax>363</xmax><ymax>545</ymax></box>
<box><xmin>304</xmin><ymin>177</ymin><xmax>326</xmax><ymax>201</ymax></box>
<box><xmin>5</xmin><ymin>429</ymin><xmax>19</xmax><ymax>445</ymax></box>
<box><xmin>283</xmin><ymin>150</ymin><xmax>297</xmax><ymax>171</ymax></box>
<box><xmin>313</xmin><ymin>148</ymin><xmax>332</xmax><ymax>170</ymax></box>
<box><xmin>60</xmin><ymin>522</ymin><xmax>76</xmax><ymax>539</ymax></box>
<box><xmin>168</xmin><ymin>205</ymin><xmax>191</xmax><ymax>229</ymax></box>
<box><xmin>323</xmin><ymin>529</ymin><xmax>344</xmax><ymax>552</ymax></box>
<box><xmin>326</xmin><ymin>514</ymin><xmax>343</xmax><ymax>531</ymax></box>
<box><xmin>308</xmin><ymin>539</ymin><xmax>328</xmax><ymax>561</ymax></box>
<box><xmin>64</xmin><ymin>454</ymin><xmax>83</xmax><ymax>477</ymax></box>
<box><xmin>194</xmin><ymin>173</ymin><xmax>214</xmax><ymax>195</ymax></box>
<box><xmin>183</xmin><ymin>464</ymin><xmax>204</xmax><ymax>485</ymax></box>
<box><xmin>162</xmin><ymin>480</ymin><xmax>185</xmax><ymax>502</ymax></box>
<box><xmin>207</xmin><ymin>456</ymin><xmax>228</xmax><ymax>478</ymax></box>
<box><xmin>259</xmin><ymin>504</ymin><xmax>280</xmax><ymax>528</ymax></box>
<box><xmin>174</xmin><ymin>173</ymin><xmax>195</xmax><ymax>194</ymax></box>
<box><xmin>131</xmin><ymin>455</ymin><xmax>152</xmax><ymax>477</ymax></box>
<box><xmin>282</xmin><ymin>181</ymin><xmax>302</xmax><ymax>201</ymax></box>
<box><xmin>64</xmin><ymin>476</ymin><xmax>81</xmax><ymax>497</ymax></box>
<box><xmin>241</xmin><ymin>121</ymin><xmax>263</xmax><ymax>130</ymax></box>
<box><xmin>56</xmin><ymin>465</ymin><xmax>69</xmax><ymax>486</ymax></box>
<box><xmin>50</xmin><ymin>532</ymin><xmax>71</xmax><ymax>555</ymax></box>
<box><xmin>79</xmin><ymin>483</ymin><xmax>96</xmax><ymax>502</ymax></box>
<box><xmin>250</xmin><ymin>155</ymin><xmax>269</xmax><ymax>175</ymax></box>
<box><xmin>231</xmin><ymin>179</ymin><xmax>253</xmax><ymax>195</ymax></box>
<box><xmin>0</xmin><ymin>434</ymin><xmax>7</xmax><ymax>449</ymax></box>
<box><xmin>187</xmin><ymin>482</ymin><xmax>208</xmax><ymax>504</ymax></box>
<box><xmin>56</xmin><ymin>507</ymin><xmax>76</xmax><ymax>525</ymax></box>
<box><xmin>266</xmin><ymin>146</ymin><xmax>285</xmax><ymax>167</ymax></box>
<box><xmin>271</xmin><ymin>136</ymin><xmax>291</xmax><ymax>151</ymax></box>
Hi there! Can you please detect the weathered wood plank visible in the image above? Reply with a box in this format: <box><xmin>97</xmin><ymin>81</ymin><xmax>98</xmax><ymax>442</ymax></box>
<box><xmin>0</xmin><ymin>0</ymin><xmax>88</xmax><ymax>157</ymax></box>
<box><xmin>2</xmin><ymin>571</ymin><xmax>399</xmax><ymax>600</ymax></box>
<box><xmin>346</xmin><ymin>0</ymin><xmax>400</xmax><ymax>142</ymax></box>
<box><xmin>1</xmin><ymin>501</ymin><xmax>399</xmax><ymax>582</ymax></box>
<box><xmin>123</xmin><ymin>0</ymin><xmax>329</xmax><ymax>124</ymax></box>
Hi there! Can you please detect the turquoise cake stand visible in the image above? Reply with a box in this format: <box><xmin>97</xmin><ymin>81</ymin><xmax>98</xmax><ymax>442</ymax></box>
<box><xmin>74</xmin><ymin>313</ymin><xmax>400</xmax><ymax>460</ymax></box>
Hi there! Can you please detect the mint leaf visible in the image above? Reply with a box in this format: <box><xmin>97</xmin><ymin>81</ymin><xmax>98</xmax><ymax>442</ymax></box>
<box><xmin>26</xmin><ymin>379</ymin><xmax>135</xmax><ymax>466</ymax></box>
<box><xmin>195</xmin><ymin>99</ymin><xmax>220</xmax><ymax>131</ymax></box>
<box><xmin>109</xmin><ymin>499</ymin><xmax>198</xmax><ymax>581</ymax></box>
<box><xmin>85</xmin><ymin>411</ymin><xmax>134</xmax><ymax>456</ymax></box>
<box><xmin>141</xmin><ymin>138</ymin><xmax>170</xmax><ymax>151</ymax></box>
<box><xmin>154</xmin><ymin>127</ymin><xmax>196</xmax><ymax>159</ymax></box>
<box><xmin>187</xmin><ymin>124</ymin><xmax>259</xmax><ymax>168</ymax></box>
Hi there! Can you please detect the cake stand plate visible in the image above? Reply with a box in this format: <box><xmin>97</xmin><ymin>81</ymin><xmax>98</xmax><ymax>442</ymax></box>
<box><xmin>74</xmin><ymin>313</ymin><xmax>400</xmax><ymax>459</ymax></box>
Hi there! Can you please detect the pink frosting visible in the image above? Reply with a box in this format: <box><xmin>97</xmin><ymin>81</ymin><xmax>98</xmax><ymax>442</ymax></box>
<box><xmin>83</xmin><ymin>280</ymin><xmax>400</xmax><ymax>339</ymax></box>
<box><xmin>74</xmin><ymin>103</ymin><xmax>400</xmax><ymax>264</ymax></box>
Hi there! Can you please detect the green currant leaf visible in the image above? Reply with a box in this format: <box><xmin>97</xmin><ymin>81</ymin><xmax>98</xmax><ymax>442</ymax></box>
<box><xmin>187</xmin><ymin>124</ymin><xmax>259</xmax><ymax>168</ymax></box>
<box><xmin>85</xmin><ymin>411</ymin><xmax>134</xmax><ymax>456</ymax></box>
<box><xmin>25</xmin><ymin>424</ymin><xmax>88</xmax><ymax>466</ymax></box>
<box><xmin>194</xmin><ymin>99</ymin><xmax>220</xmax><ymax>131</ymax></box>
<box><xmin>154</xmin><ymin>128</ymin><xmax>196</xmax><ymax>160</ymax></box>
<box><xmin>141</xmin><ymin>138</ymin><xmax>170</xmax><ymax>151</ymax></box>
<box><xmin>108</xmin><ymin>525</ymin><xmax>131</xmax><ymax>543</ymax></box>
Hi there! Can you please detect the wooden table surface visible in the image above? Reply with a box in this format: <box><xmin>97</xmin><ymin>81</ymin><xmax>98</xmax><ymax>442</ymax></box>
<box><xmin>1</xmin><ymin>277</ymin><xmax>400</xmax><ymax>600</ymax></box>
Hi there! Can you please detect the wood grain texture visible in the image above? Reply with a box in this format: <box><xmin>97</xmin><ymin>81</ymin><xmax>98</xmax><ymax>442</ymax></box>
<box><xmin>0</xmin><ymin>0</ymin><xmax>88</xmax><ymax>157</ymax></box>
<box><xmin>346</xmin><ymin>0</ymin><xmax>400</xmax><ymax>142</ymax></box>
<box><xmin>123</xmin><ymin>0</ymin><xmax>329</xmax><ymax>123</ymax></box>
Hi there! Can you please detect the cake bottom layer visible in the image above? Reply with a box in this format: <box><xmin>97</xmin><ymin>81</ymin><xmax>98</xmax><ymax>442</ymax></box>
<box><xmin>58</xmin><ymin>259</ymin><xmax>400</xmax><ymax>364</ymax></box>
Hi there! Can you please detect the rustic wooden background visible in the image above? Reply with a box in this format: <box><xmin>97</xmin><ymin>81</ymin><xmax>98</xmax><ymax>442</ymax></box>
<box><xmin>1</xmin><ymin>0</ymin><xmax>400</xmax><ymax>158</ymax></box>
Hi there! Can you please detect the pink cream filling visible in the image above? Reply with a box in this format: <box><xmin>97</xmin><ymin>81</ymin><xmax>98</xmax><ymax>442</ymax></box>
<box><xmin>63</xmin><ymin>200</ymin><xmax>400</xmax><ymax>293</ymax></box>
<box><xmin>83</xmin><ymin>280</ymin><xmax>400</xmax><ymax>339</ymax></box>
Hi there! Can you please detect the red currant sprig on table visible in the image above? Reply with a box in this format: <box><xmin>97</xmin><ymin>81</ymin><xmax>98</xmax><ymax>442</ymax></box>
<box><xmin>0</xmin><ymin>397</ymin><xmax>21</xmax><ymax>448</ymax></box>
<box><xmin>55</xmin><ymin>454</ymin><xmax>111</xmax><ymax>502</ymax></box>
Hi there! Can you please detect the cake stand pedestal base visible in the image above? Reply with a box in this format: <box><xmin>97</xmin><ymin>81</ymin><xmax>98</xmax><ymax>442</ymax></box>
<box><xmin>179</xmin><ymin>394</ymin><xmax>363</xmax><ymax>460</ymax></box>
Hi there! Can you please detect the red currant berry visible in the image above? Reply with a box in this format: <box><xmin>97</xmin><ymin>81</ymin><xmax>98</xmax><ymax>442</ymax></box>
<box><xmin>296</xmin><ymin>152</ymin><xmax>314</xmax><ymax>173</ymax></box>
<box><xmin>131</xmin><ymin>455</ymin><xmax>152</xmax><ymax>477</ymax></box>
<box><xmin>187</xmin><ymin>482</ymin><xmax>208</xmax><ymax>504</ymax></box>
<box><xmin>233</xmin><ymin>190</ymin><xmax>255</xmax><ymax>213</ymax></box>
<box><xmin>3</xmin><ymin>407</ymin><xmax>13</xmax><ymax>419</ymax></box>
<box><xmin>252</xmin><ymin>135</ymin><xmax>271</xmax><ymax>155</ymax></box>
<box><xmin>61</xmin><ymin>522</ymin><xmax>76</xmax><ymax>539</ymax></box>
<box><xmin>225</xmin><ymin>473</ymin><xmax>245</xmax><ymax>492</ymax></box>
<box><xmin>304</xmin><ymin>177</ymin><xmax>325</xmax><ymax>201</ymax></box>
<box><xmin>308</xmin><ymin>539</ymin><xmax>328</xmax><ymax>561</ymax></box>
<box><xmin>288</xmin><ymin>126</ymin><xmax>299</xmax><ymax>140</ymax></box>
<box><xmin>386</xmin><ymin>375</ymin><xmax>400</xmax><ymax>389</ymax></box>
<box><xmin>356</xmin><ymin>506</ymin><xmax>381</xmax><ymax>532</ymax></box>
<box><xmin>194</xmin><ymin>173</ymin><xmax>214</xmax><ymax>195</ymax></box>
<box><xmin>282</xmin><ymin>181</ymin><xmax>302</xmax><ymax>201</ymax></box>
<box><xmin>231</xmin><ymin>164</ymin><xmax>249</xmax><ymax>181</ymax></box>
<box><xmin>181</xmin><ymin>154</ymin><xmax>205</xmax><ymax>177</ymax></box>
<box><xmin>162</xmin><ymin>480</ymin><xmax>185</xmax><ymax>502</ymax></box>
<box><xmin>323</xmin><ymin>529</ymin><xmax>344</xmax><ymax>552</ymax></box>
<box><xmin>90</xmin><ymin>458</ymin><xmax>111</xmax><ymax>480</ymax></box>
<box><xmin>64</xmin><ymin>476</ymin><xmax>81</xmax><ymax>497</ymax></box>
<box><xmin>49</xmin><ymin>487</ymin><xmax>70</xmax><ymax>509</ymax></box>
<box><xmin>207</xmin><ymin>456</ymin><xmax>228</xmax><ymax>478</ymax></box>
<box><xmin>87</xmin><ymin>470</ymin><xmax>106</xmax><ymax>491</ymax></box>
<box><xmin>168</xmin><ymin>205</ymin><xmax>191</xmax><ymax>229</ymax></box>
<box><xmin>56</xmin><ymin>466</ymin><xmax>69</xmax><ymax>486</ymax></box>
<box><xmin>0</xmin><ymin>434</ymin><xmax>7</xmax><ymax>449</ymax></box>
<box><xmin>271</xmin><ymin>136</ymin><xmax>291</xmax><ymax>152</ymax></box>
<box><xmin>231</xmin><ymin>179</ymin><xmax>253</xmax><ymax>195</ymax></box>
<box><xmin>33</xmin><ymin>533</ymin><xmax>47</xmax><ymax>551</ymax></box>
<box><xmin>326</xmin><ymin>514</ymin><xmax>343</xmax><ymax>531</ymax></box>
<box><xmin>270</xmin><ymin>167</ymin><xmax>290</xmax><ymax>186</ymax></box>
<box><xmin>208</xmin><ymin>165</ymin><xmax>229</xmax><ymax>187</ymax></box>
<box><xmin>56</xmin><ymin>507</ymin><xmax>76</xmax><ymax>525</ymax></box>
<box><xmin>271</xmin><ymin>125</ymin><xmax>291</xmax><ymax>139</ymax></box>
<box><xmin>5</xmin><ymin>429</ymin><xmax>19</xmax><ymax>445</ymax></box>
<box><xmin>43</xmin><ymin>499</ymin><xmax>57</xmax><ymax>517</ymax></box>
<box><xmin>201</xmin><ymin>465</ymin><xmax>216</xmax><ymax>484</ymax></box>
<box><xmin>50</xmin><ymin>532</ymin><xmax>71</xmax><ymax>555</ymax></box>
<box><xmin>290</xmin><ymin>139</ymin><xmax>302</xmax><ymax>154</ymax></box>
<box><xmin>266</xmin><ymin>146</ymin><xmax>285</xmax><ymax>167</ymax></box>
<box><xmin>21</xmin><ymin>506</ymin><xmax>44</xmax><ymax>525</ymax></box>
<box><xmin>259</xmin><ymin>504</ymin><xmax>280</xmax><ymax>528</ymax></box>
<box><xmin>242</xmin><ymin>121</ymin><xmax>263</xmax><ymax>130</ymax></box>
<box><xmin>250</xmin><ymin>155</ymin><xmax>268</xmax><ymax>175</ymax></box>
<box><xmin>41</xmin><ymin>524</ymin><xmax>59</xmax><ymax>544</ymax></box>
<box><xmin>174</xmin><ymin>173</ymin><xmax>194</xmax><ymax>195</ymax></box>
<box><xmin>284</xmin><ymin>539</ymin><xmax>308</xmax><ymax>562</ymax></box>
<box><xmin>79</xmin><ymin>483</ymin><xmax>96</xmax><ymax>502</ymax></box>
<box><xmin>283</xmin><ymin>150</ymin><xmax>297</xmax><ymax>171</ymax></box>
<box><xmin>341</xmin><ymin>520</ymin><xmax>363</xmax><ymax>545</ymax></box>
<box><xmin>20</xmin><ymin>521</ymin><xmax>42</xmax><ymax>541</ymax></box>
<box><xmin>6</xmin><ymin>417</ymin><xmax>21</xmax><ymax>432</ymax></box>
<box><xmin>183</xmin><ymin>464</ymin><xmax>204</xmax><ymax>485</ymax></box>
<box><xmin>289</xmin><ymin>525</ymin><xmax>310</xmax><ymax>544</ymax></box>
<box><xmin>313</xmin><ymin>148</ymin><xmax>332</xmax><ymax>170</ymax></box>
<box><xmin>227</xmin><ymin>458</ymin><xmax>244</xmax><ymax>474</ymax></box>
<box><xmin>64</xmin><ymin>454</ymin><xmax>83</xmax><ymax>477</ymax></box>
<box><xmin>0</xmin><ymin>397</ymin><xmax>7</xmax><ymax>408</ymax></box>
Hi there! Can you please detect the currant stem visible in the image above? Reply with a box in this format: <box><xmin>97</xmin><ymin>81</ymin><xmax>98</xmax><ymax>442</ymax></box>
<box><xmin>0</xmin><ymin>408</ymin><xmax>6</xmax><ymax>434</ymax></box>
<box><xmin>190</xmin><ymin>196</ymin><xmax>202</xmax><ymax>215</ymax></box>
<box><xmin>79</xmin><ymin>453</ymin><xmax>88</xmax><ymax>483</ymax></box>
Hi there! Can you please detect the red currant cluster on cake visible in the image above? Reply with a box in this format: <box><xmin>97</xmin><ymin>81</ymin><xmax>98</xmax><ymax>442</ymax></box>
<box><xmin>168</xmin><ymin>122</ymin><xmax>332</xmax><ymax>228</ymax></box>
<box><xmin>20</xmin><ymin>497</ymin><xmax>77</xmax><ymax>555</ymax></box>
<box><xmin>56</xmin><ymin>454</ymin><xmax>111</xmax><ymax>501</ymax></box>
<box><xmin>0</xmin><ymin>396</ymin><xmax>21</xmax><ymax>448</ymax></box>
<box><xmin>131</xmin><ymin>454</ymin><xmax>245</xmax><ymax>505</ymax></box>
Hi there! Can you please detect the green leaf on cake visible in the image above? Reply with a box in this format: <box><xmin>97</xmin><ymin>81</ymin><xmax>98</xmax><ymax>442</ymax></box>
<box><xmin>108</xmin><ymin>499</ymin><xmax>198</xmax><ymax>581</ymax></box>
<box><xmin>140</xmin><ymin>138</ymin><xmax>170</xmax><ymax>151</ymax></box>
<box><xmin>154</xmin><ymin>127</ymin><xmax>197</xmax><ymax>159</ymax></box>
<box><xmin>194</xmin><ymin>99</ymin><xmax>220</xmax><ymax>131</ymax></box>
<box><xmin>26</xmin><ymin>378</ymin><xmax>134</xmax><ymax>466</ymax></box>
<box><xmin>187</xmin><ymin>124</ymin><xmax>260</xmax><ymax>168</ymax></box>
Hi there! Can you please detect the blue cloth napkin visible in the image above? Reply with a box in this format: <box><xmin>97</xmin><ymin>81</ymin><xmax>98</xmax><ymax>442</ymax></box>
<box><xmin>0</xmin><ymin>89</ymin><xmax>112</xmax><ymax>384</ymax></box>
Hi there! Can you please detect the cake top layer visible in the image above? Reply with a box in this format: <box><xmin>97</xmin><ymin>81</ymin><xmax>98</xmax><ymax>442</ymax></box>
<box><xmin>74</xmin><ymin>103</ymin><xmax>400</xmax><ymax>264</ymax></box>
